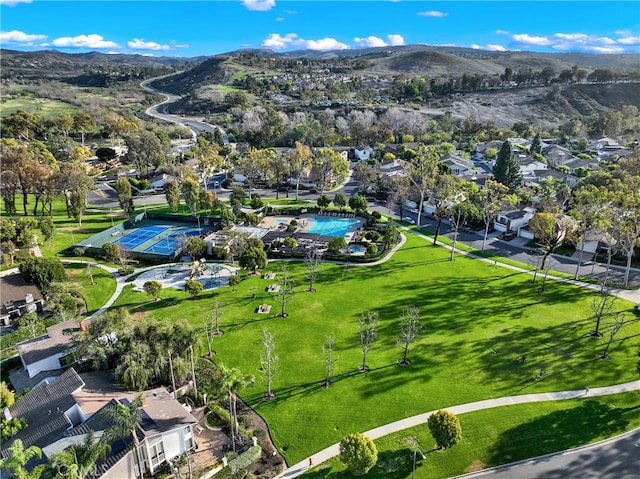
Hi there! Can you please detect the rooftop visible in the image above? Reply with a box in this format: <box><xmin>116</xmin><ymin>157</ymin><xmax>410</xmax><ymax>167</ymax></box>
<box><xmin>16</xmin><ymin>319</ymin><xmax>80</xmax><ymax>366</ymax></box>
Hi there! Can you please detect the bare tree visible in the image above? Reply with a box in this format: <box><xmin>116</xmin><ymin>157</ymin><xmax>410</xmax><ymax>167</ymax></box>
<box><xmin>321</xmin><ymin>336</ymin><xmax>338</xmax><ymax>387</ymax></box>
<box><xmin>86</xmin><ymin>263</ymin><xmax>95</xmax><ymax>285</ymax></box>
<box><xmin>398</xmin><ymin>305</ymin><xmax>422</xmax><ymax>366</ymax></box>
<box><xmin>305</xmin><ymin>246</ymin><xmax>321</xmax><ymax>292</ymax></box>
<box><xmin>590</xmin><ymin>285</ymin><xmax>616</xmax><ymax>338</ymax></box>
<box><xmin>275</xmin><ymin>265</ymin><xmax>295</xmax><ymax>317</ymax></box>
<box><xmin>359</xmin><ymin>311</ymin><xmax>377</xmax><ymax>372</ymax></box>
<box><xmin>260</xmin><ymin>327</ymin><xmax>278</xmax><ymax>399</ymax></box>
<box><xmin>599</xmin><ymin>314</ymin><xmax>625</xmax><ymax>360</ymax></box>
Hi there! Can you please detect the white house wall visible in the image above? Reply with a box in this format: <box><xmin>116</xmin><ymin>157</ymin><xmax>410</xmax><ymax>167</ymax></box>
<box><xmin>25</xmin><ymin>353</ymin><xmax>64</xmax><ymax>378</ymax></box>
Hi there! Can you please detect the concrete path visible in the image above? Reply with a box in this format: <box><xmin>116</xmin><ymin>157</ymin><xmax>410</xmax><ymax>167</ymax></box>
<box><xmin>275</xmin><ymin>380</ymin><xmax>640</xmax><ymax>478</ymax></box>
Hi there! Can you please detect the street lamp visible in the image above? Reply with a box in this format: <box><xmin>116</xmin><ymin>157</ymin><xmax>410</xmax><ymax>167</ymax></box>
<box><xmin>411</xmin><ymin>446</ymin><xmax>425</xmax><ymax>479</ymax></box>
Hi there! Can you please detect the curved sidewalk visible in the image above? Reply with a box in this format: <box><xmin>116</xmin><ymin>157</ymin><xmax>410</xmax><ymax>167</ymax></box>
<box><xmin>275</xmin><ymin>379</ymin><xmax>640</xmax><ymax>478</ymax></box>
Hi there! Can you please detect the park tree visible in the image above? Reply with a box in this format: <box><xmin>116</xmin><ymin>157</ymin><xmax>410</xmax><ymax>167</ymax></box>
<box><xmin>199</xmin><ymin>190</ymin><xmax>219</xmax><ymax>215</ymax></box>
<box><xmin>321</xmin><ymin>336</ymin><xmax>338</xmax><ymax>387</ymax></box>
<box><xmin>430</xmin><ymin>173</ymin><xmax>459</xmax><ymax>245</ymax></box>
<box><xmin>492</xmin><ymin>141</ymin><xmax>523</xmax><ymax>193</ymax></box>
<box><xmin>0</xmin><ymin>382</ymin><xmax>15</xmax><ymax>408</ymax></box>
<box><xmin>447</xmin><ymin>196</ymin><xmax>478</xmax><ymax>261</ymax></box>
<box><xmin>113</xmin><ymin>178</ymin><xmax>134</xmax><ymax>218</ymax></box>
<box><xmin>228</xmin><ymin>274</ymin><xmax>241</xmax><ymax>292</ymax></box>
<box><xmin>163</xmin><ymin>179</ymin><xmax>181</xmax><ymax>213</ymax></box>
<box><xmin>590</xmin><ymin>285</ymin><xmax>616</xmax><ymax>338</ymax></box>
<box><xmin>181</xmin><ymin>177</ymin><xmax>201</xmax><ymax>217</ymax></box>
<box><xmin>398</xmin><ymin>305</ymin><xmax>422</xmax><ymax>366</ymax></box>
<box><xmin>267</xmin><ymin>151</ymin><xmax>291</xmax><ymax>199</ymax></box>
<box><xmin>101</xmin><ymin>394</ymin><xmax>144</xmax><ymax>479</ymax></box>
<box><xmin>203</xmin><ymin>300</ymin><xmax>224</xmax><ymax>356</ymax></box>
<box><xmin>339</xmin><ymin>433</ymin><xmax>378</xmax><ymax>476</ymax></box>
<box><xmin>305</xmin><ymin>247</ymin><xmax>322</xmax><ymax>292</ymax></box>
<box><xmin>95</xmin><ymin>147</ymin><xmax>117</xmax><ymax>164</ymax></box>
<box><xmin>287</xmin><ymin>142</ymin><xmax>314</xmax><ymax>200</ymax></box>
<box><xmin>72</xmin><ymin>111</ymin><xmax>97</xmax><ymax>145</ymax></box>
<box><xmin>38</xmin><ymin>215</ymin><xmax>55</xmax><ymax>243</ymax></box>
<box><xmin>359</xmin><ymin>311</ymin><xmax>377</xmax><ymax>371</ymax></box>
<box><xmin>193</xmin><ymin>135</ymin><xmax>224</xmax><ymax>191</ymax></box>
<box><xmin>185</xmin><ymin>279</ymin><xmax>204</xmax><ymax>298</ymax></box>
<box><xmin>406</xmin><ymin>144</ymin><xmax>440</xmax><ymax>227</ymax></box>
<box><xmin>473</xmin><ymin>179</ymin><xmax>515</xmax><ymax>252</ymax></box>
<box><xmin>348</xmin><ymin>194</ymin><xmax>368</xmax><ymax>215</ymax></box>
<box><xmin>274</xmin><ymin>265</ymin><xmax>295</xmax><ymax>317</ymax></box>
<box><xmin>328</xmin><ymin>237</ymin><xmax>346</xmax><ymax>254</ymax></box>
<box><xmin>333</xmin><ymin>193</ymin><xmax>347</xmax><ymax>210</ymax></box>
<box><xmin>183</xmin><ymin>236</ymin><xmax>206</xmax><ymax>260</ymax></box>
<box><xmin>101</xmin><ymin>243</ymin><xmax>120</xmax><ymax>264</ymax></box>
<box><xmin>282</xmin><ymin>237</ymin><xmax>298</xmax><ymax>250</ymax></box>
<box><xmin>51</xmin><ymin>429</ymin><xmax>111</xmax><ymax>479</ymax></box>
<box><xmin>260</xmin><ymin>327</ymin><xmax>279</xmax><ymax>399</ymax></box>
<box><xmin>382</xmin><ymin>221</ymin><xmax>401</xmax><ymax>251</ymax></box>
<box><xmin>313</xmin><ymin>147</ymin><xmax>349</xmax><ymax>195</ymax></box>
<box><xmin>216</xmin><ymin>364</ymin><xmax>253</xmax><ymax>452</ymax></box>
<box><xmin>143</xmin><ymin>280</ymin><xmax>162</xmax><ymax>302</ymax></box>
<box><xmin>529</xmin><ymin>212</ymin><xmax>576</xmax><ymax>290</ymax></box>
<box><xmin>239</xmin><ymin>238</ymin><xmax>267</xmax><ymax>274</ymax></box>
<box><xmin>19</xmin><ymin>257</ymin><xmax>66</xmax><ymax>294</ymax></box>
<box><xmin>427</xmin><ymin>410</ymin><xmax>462</xmax><ymax>449</ymax></box>
<box><xmin>0</xmin><ymin>440</ymin><xmax>46</xmax><ymax>479</ymax></box>
<box><xmin>317</xmin><ymin>194</ymin><xmax>331</xmax><ymax>209</ymax></box>
<box><xmin>125</xmin><ymin>130</ymin><xmax>165</xmax><ymax>177</ymax></box>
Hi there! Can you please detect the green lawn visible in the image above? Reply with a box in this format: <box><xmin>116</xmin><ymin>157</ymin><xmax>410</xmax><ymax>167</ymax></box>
<box><xmin>65</xmin><ymin>263</ymin><xmax>117</xmax><ymax>315</ymax></box>
<box><xmin>0</xmin><ymin>96</ymin><xmax>77</xmax><ymax>117</ymax></box>
<box><xmin>304</xmin><ymin>391</ymin><xmax>640</xmax><ymax>478</ymax></box>
<box><xmin>109</xmin><ymin>232</ymin><xmax>640</xmax><ymax>464</ymax></box>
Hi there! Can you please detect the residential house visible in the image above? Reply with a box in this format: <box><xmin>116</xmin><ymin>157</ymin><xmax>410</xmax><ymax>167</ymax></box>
<box><xmin>353</xmin><ymin>146</ymin><xmax>375</xmax><ymax>161</ymax></box>
<box><xmin>15</xmin><ymin>320</ymin><xmax>80</xmax><ymax>378</ymax></box>
<box><xmin>440</xmin><ymin>154</ymin><xmax>476</xmax><ymax>177</ymax></box>
<box><xmin>494</xmin><ymin>207</ymin><xmax>537</xmax><ymax>235</ymax></box>
<box><xmin>529</xmin><ymin>169</ymin><xmax>580</xmax><ymax>189</ymax></box>
<box><xmin>45</xmin><ymin>388</ymin><xmax>198</xmax><ymax>479</ymax></box>
<box><xmin>542</xmin><ymin>144</ymin><xmax>576</xmax><ymax>168</ymax></box>
<box><xmin>562</xmin><ymin>157</ymin><xmax>601</xmax><ymax>175</ymax></box>
<box><xmin>0</xmin><ymin>272</ymin><xmax>45</xmax><ymax>326</ymax></box>
<box><xmin>150</xmin><ymin>173</ymin><xmax>177</xmax><ymax>192</ymax></box>
<box><xmin>1</xmin><ymin>368</ymin><xmax>86</xmax><ymax>459</ymax></box>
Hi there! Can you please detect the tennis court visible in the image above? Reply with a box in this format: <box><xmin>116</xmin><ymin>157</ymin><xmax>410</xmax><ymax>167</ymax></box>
<box><xmin>114</xmin><ymin>225</ymin><xmax>170</xmax><ymax>250</ymax></box>
<box><xmin>143</xmin><ymin>228</ymin><xmax>202</xmax><ymax>255</ymax></box>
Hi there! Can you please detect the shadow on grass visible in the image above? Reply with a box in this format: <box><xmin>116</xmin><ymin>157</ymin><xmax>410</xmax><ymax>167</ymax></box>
<box><xmin>486</xmin><ymin>400</ymin><xmax>638</xmax><ymax>466</ymax></box>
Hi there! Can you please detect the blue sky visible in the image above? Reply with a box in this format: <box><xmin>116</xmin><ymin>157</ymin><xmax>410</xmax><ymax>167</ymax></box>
<box><xmin>1</xmin><ymin>1</ymin><xmax>639</xmax><ymax>57</ymax></box>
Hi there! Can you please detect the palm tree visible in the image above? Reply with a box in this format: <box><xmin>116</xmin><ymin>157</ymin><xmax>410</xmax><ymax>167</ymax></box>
<box><xmin>51</xmin><ymin>430</ymin><xmax>111</xmax><ymax>479</ymax></box>
<box><xmin>217</xmin><ymin>364</ymin><xmax>253</xmax><ymax>452</ymax></box>
<box><xmin>0</xmin><ymin>439</ymin><xmax>46</xmax><ymax>479</ymax></box>
<box><xmin>100</xmin><ymin>394</ymin><xmax>144</xmax><ymax>478</ymax></box>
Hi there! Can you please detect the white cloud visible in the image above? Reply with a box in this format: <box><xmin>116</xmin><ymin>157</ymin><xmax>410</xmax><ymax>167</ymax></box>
<box><xmin>128</xmin><ymin>38</ymin><xmax>171</xmax><ymax>51</ymax></box>
<box><xmin>0</xmin><ymin>0</ymin><xmax>31</xmax><ymax>5</ymax></box>
<box><xmin>387</xmin><ymin>34</ymin><xmax>405</xmax><ymax>46</ymax></box>
<box><xmin>417</xmin><ymin>11</ymin><xmax>447</xmax><ymax>18</ymax></box>
<box><xmin>262</xmin><ymin>33</ymin><xmax>297</xmax><ymax>49</ymax></box>
<box><xmin>617</xmin><ymin>36</ymin><xmax>640</xmax><ymax>45</ymax></box>
<box><xmin>511</xmin><ymin>34</ymin><xmax>552</xmax><ymax>46</ymax></box>
<box><xmin>470</xmin><ymin>44</ymin><xmax>481</xmax><ymax>50</ymax></box>
<box><xmin>302</xmin><ymin>38</ymin><xmax>349</xmax><ymax>51</ymax></box>
<box><xmin>262</xmin><ymin>33</ymin><xmax>348</xmax><ymax>51</ymax></box>
<box><xmin>0</xmin><ymin>30</ymin><xmax>47</xmax><ymax>44</ymax></box>
<box><xmin>591</xmin><ymin>46</ymin><xmax>626</xmax><ymax>54</ymax></box>
<box><xmin>276</xmin><ymin>17</ymin><xmax>284</xmax><ymax>21</ymax></box>
<box><xmin>52</xmin><ymin>34</ymin><xmax>120</xmax><ymax>49</ymax></box>
<box><xmin>486</xmin><ymin>44</ymin><xmax>507</xmax><ymax>52</ymax></box>
<box><xmin>354</xmin><ymin>36</ymin><xmax>387</xmax><ymax>48</ymax></box>
<box><xmin>496</xmin><ymin>29</ymin><xmax>510</xmax><ymax>35</ymax></box>
<box><xmin>242</xmin><ymin>0</ymin><xmax>275</xmax><ymax>11</ymax></box>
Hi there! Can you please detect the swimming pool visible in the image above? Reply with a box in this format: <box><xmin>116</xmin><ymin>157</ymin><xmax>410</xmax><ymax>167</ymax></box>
<box><xmin>308</xmin><ymin>217</ymin><xmax>356</xmax><ymax>237</ymax></box>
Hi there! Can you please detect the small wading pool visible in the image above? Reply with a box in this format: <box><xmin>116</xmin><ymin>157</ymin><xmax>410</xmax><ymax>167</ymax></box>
<box><xmin>307</xmin><ymin>217</ymin><xmax>356</xmax><ymax>237</ymax></box>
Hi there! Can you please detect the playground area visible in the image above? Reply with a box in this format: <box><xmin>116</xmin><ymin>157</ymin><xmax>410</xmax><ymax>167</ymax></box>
<box><xmin>132</xmin><ymin>261</ymin><xmax>237</xmax><ymax>292</ymax></box>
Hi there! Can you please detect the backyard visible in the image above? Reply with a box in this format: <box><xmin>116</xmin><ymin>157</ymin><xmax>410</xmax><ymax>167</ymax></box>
<box><xmin>110</xmin><ymin>232</ymin><xmax>640</xmax><ymax>468</ymax></box>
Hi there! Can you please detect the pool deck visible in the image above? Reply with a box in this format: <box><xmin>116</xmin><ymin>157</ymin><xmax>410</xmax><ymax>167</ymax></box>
<box><xmin>259</xmin><ymin>213</ymin><xmax>365</xmax><ymax>242</ymax></box>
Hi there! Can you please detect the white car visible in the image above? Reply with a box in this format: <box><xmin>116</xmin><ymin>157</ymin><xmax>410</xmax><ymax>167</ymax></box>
<box><xmin>403</xmin><ymin>216</ymin><xmax>416</xmax><ymax>225</ymax></box>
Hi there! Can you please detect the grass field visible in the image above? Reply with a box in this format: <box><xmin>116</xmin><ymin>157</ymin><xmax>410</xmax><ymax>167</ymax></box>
<box><xmin>64</xmin><ymin>263</ymin><xmax>117</xmax><ymax>315</ymax></box>
<box><xmin>109</xmin><ymin>232</ymin><xmax>640</xmax><ymax>465</ymax></box>
<box><xmin>304</xmin><ymin>391</ymin><xmax>640</xmax><ymax>478</ymax></box>
<box><xmin>0</xmin><ymin>96</ymin><xmax>77</xmax><ymax>117</ymax></box>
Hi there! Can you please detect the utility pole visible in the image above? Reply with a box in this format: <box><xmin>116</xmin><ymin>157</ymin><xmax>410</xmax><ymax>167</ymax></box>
<box><xmin>169</xmin><ymin>351</ymin><xmax>177</xmax><ymax>398</ymax></box>
<box><xmin>189</xmin><ymin>345</ymin><xmax>198</xmax><ymax>403</ymax></box>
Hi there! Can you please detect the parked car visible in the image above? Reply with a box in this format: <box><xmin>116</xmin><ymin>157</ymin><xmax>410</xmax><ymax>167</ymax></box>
<box><xmin>403</xmin><ymin>216</ymin><xmax>416</xmax><ymax>225</ymax></box>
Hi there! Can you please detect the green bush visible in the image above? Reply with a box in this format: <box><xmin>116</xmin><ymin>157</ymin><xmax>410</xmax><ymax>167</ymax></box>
<box><xmin>217</xmin><ymin>445</ymin><xmax>262</xmax><ymax>479</ymax></box>
<box><xmin>118</xmin><ymin>266</ymin><xmax>134</xmax><ymax>276</ymax></box>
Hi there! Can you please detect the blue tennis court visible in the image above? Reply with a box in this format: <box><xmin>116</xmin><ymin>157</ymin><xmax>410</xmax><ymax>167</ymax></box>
<box><xmin>143</xmin><ymin>228</ymin><xmax>202</xmax><ymax>255</ymax></box>
<box><xmin>114</xmin><ymin>225</ymin><xmax>169</xmax><ymax>250</ymax></box>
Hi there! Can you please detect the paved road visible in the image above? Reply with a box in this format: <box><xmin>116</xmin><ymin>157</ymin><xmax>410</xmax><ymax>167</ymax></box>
<box><xmin>452</xmin><ymin>427</ymin><xmax>640</xmax><ymax>479</ymax></box>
